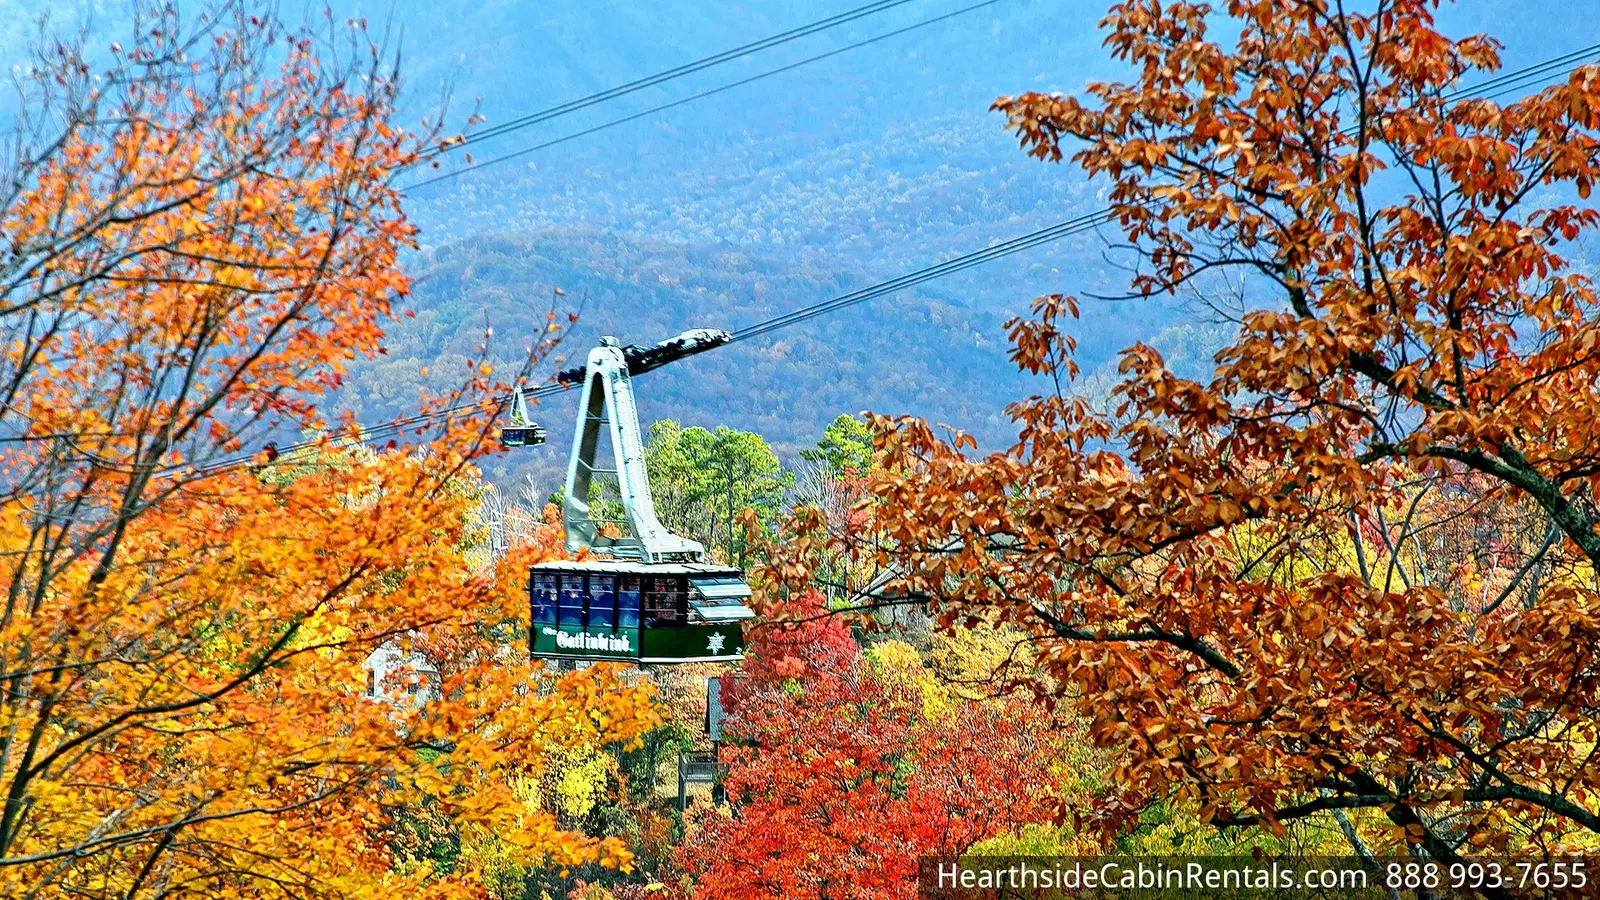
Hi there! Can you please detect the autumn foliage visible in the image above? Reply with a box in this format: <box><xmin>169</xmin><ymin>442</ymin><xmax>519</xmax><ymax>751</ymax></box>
<box><xmin>20</xmin><ymin>0</ymin><xmax>1600</xmax><ymax>894</ymax></box>
<box><xmin>846</xmin><ymin>0</ymin><xmax>1600</xmax><ymax>862</ymax></box>
<box><xmin>676</xmin><ymin>596</ymin><xmax>1063</xmax><ymax>900</ymax></box>
<box><xmin>0</xmin><ymin>8</ymin><xmax>655</xmax><ymax>899</ymax></box>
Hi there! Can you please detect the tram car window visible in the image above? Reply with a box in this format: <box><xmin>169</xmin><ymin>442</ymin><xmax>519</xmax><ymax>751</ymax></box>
<box><xmin>558</xmin><ymin>575</ymin><xmax>584</xmax><ymax>626</ymax></box>
<box><xmin>618</xmin><ymin>577</ymin><xmax>641</xmax><ymax>628</ymax></box>
<box><xmin>644</xmin><ymin>577</ymin><xmax>684</xmax><ymax>627</ymax></box>
<box><xmin>588</xmin><ymin>575</ymin><xmax>616</xmax><ymax>629</ymax></box>
<box><xmin>532</xmin><ymin>574</ymin><xmax>557</xmax><ymax>625</ymax></box>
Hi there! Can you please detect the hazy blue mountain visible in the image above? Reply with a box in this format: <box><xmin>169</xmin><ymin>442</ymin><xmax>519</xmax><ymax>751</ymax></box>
<box><xmin>6</xmin><ymin>0</ymin><xmax>1593</xmax><ymax>491</ymax></box>
<box><xmin>356</xmin><ymin>0</ymin><xmax>1589</xmax><ymax>489</ymax></box>
<box><xmin>337</xmin><ymin>224</ymin><xmax>1188</xmax><ymax>486</ymax></box>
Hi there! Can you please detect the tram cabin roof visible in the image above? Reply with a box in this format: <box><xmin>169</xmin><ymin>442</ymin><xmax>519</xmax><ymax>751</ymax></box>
<box><xmin>528</xmin><ymin>559</ymin><xmax>744</xmax><ymax>577</ymax></box>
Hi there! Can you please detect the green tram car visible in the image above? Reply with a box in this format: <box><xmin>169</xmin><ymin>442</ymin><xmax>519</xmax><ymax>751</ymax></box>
<box><xmin>529</xmin><ymin>560</ymin><xmax>753</xmax><ymax>663</ymax></box>
<box><xmin>519</xmin><ymin>332</ymin><xmax>757</xmax><ymax>666</ymax></box>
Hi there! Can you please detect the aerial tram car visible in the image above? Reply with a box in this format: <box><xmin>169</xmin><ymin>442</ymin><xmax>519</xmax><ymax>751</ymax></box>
<box><xmin>511</xmin><ymin>330</ymin><xmax>755</xmax><ymax>665</ymax></box>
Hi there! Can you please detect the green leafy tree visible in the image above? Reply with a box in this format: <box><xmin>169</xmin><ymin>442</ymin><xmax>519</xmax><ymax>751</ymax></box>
<box><xmin>788</xmin><ymin>416</ymin><xmax>884</xmax><ymax>604</ymax></box>
<box><xmin>546</xmin><ymin>474</ymin><xmax>626</xmax><ymax>532</ymax></box>
<box><xmin>799</xmin><ymin>413</ymin><xmax>875</xmax><ymax>477</ymax></box>
<box><xmin>644</xmin><ymin>421</ymin><xmax>792</xmax><ymax>564</ymax></box>
<box><xmin>642</xmin><ymin>420</ymin><xmax>712</xmax><ymax>545</ymax></box>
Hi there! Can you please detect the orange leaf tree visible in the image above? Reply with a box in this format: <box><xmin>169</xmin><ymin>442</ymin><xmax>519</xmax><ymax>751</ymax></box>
<box><xmin>867</xmin><ymin>0</ymin><xmax>1600</xmax><ymax>860</ymax></box>
<box><xmin>0</xmin><ymin>7</ymin><xmax>655</xmax><ymax>898</ymax></box>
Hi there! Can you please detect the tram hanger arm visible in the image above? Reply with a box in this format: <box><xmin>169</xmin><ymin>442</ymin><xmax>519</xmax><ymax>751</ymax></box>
<box><xmin>554</xmin><ymin>328</ymin><xmax>731</xmax><ymax>386</ymax></box>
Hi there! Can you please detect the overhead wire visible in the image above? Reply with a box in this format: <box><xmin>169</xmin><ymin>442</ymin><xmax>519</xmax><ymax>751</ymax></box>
<box><xmin>722</xmin><ymin>41</ymin><xmax>1600</xmax><ymax>347</ymax></box>
<box><xmin>200</xmin><ymin>43</ymin><xmax>1600</xmax><ymax>474</ymax></box>
<box><xmin>404</xmin><ymin>0</ymin><xmax>1011</xmax><ymax>191</ymax></box>
<box><xmin>1449</xmin><ymin>42</ymin><xmax>1600</xmax><ymax>101</ymax></box>
<box><xmin>197</xmin><ymin>209</ymin><xmax>1109</xmax><ymax>472</ymax></box>
<box><xmin>728</xmin><ymin>209</ymin><xmax>1114</xmax><ymax>343</ymax></box>
<box><xmin>415</xmin><ymin>34</ymin><xmax>1600</xmax><ymax>190</ymax></box>
<box><xmin>413</xmin><ymin>0</ymin><xmax>928</xmax><ymax>163</ymax></box>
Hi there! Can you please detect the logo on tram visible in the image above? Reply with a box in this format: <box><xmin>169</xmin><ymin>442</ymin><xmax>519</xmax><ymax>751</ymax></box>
<box><xmin>544</xmin><ymin>627</ymin><xmax>634</xmax><ymax>655</ymax></box>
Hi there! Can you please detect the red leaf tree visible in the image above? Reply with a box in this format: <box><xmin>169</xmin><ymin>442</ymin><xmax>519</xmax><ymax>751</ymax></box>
<box><xmin>678</xmin><ymin>595</ymin><xmax>1061</xmax><ymax>900</ymax></box>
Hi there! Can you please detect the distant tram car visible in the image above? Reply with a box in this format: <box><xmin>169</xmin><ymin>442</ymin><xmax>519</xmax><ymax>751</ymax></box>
<box><xmin>522</xmin><ymin>331</ymin><xmax>755</xmax><ymax>666</ymax></box>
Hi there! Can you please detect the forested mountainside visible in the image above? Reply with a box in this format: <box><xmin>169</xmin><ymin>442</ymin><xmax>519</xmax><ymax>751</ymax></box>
<box><xmin>360</xmin><ymin>0</ymin><xmax>1587</xmax><ymax>492</ymax></box>
<box><xmin>337</xmin><ymin>225</ymin><xmax>1237</xmax><ymax>487</ymax></box>
<box><xmin>7</xmin><ymin>0</ymin><xmax>1588</xmax><ymax>490</ymax></box>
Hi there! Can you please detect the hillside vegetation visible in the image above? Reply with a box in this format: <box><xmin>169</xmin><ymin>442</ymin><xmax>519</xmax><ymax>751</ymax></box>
<box><xmin>338</xmin><ymin>226</ymin><xmax>1219</xmax><ymax>488</ymax></box>
<box><xmin>358</xmin><ymin>0</ymin><xmax>1585</xmax><ymax>491</ymax></box>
